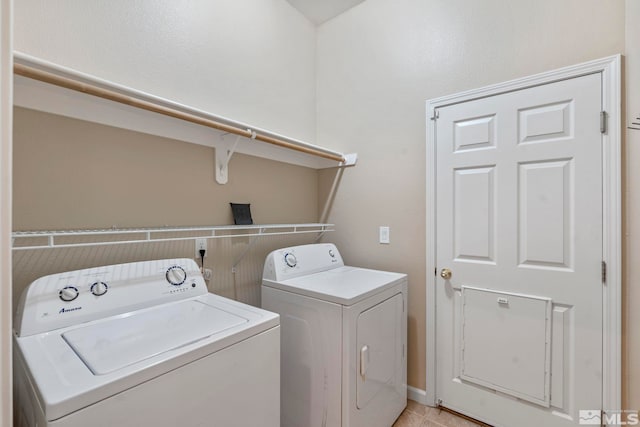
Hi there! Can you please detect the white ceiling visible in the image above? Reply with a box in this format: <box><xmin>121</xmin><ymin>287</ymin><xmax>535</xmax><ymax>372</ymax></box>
<box><xmin>286</xmin><ymin>0</ymin><xmax>366</xmax><ymax>25</ymax></box>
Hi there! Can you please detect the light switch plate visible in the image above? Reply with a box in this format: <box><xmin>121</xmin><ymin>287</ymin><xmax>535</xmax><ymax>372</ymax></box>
<box><xmin>379</xmin><ymin>226</ymin><xmax>390</xmax><ymax>244</ymax></box>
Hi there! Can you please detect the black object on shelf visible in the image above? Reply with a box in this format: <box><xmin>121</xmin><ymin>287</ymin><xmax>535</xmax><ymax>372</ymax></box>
<box><xmin>230</xmin><ymin>203</ymin><xmax>253</xmax><ymax>225</ymax></box>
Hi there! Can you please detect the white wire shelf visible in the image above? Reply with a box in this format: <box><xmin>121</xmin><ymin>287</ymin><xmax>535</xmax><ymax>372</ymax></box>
<box><xmin>12</xmin><ymin>223</ymin><xmax>334</xmax><ymax>250</ymax></box>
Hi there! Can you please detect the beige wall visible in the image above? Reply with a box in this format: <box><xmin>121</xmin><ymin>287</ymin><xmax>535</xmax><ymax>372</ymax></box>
<box><xmin>13</xmin><ymin>108</ymin><xmax>318</xmax><ymax>230</ymax></box>
<box><xmin>14</xmin><ymin>0</ymin><xmax>317</xmax><ymax>142</ymax></box>
<box><xmin>12</xmin><ymin>108</ymin><xmax>320</xmax><ymax>308</ymax></box>
<box><xmin>316</xmin><ymin>0</ymin><xmax>626</xmax><ymax>393</ymax></box>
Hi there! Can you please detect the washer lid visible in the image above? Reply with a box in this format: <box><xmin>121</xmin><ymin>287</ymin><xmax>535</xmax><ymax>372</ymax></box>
<box><xmin>265</xmin><ymin>266</ymin><xmax>407</xmax><ymax>305</ymax></box>
<box><xmin>63</xmin><ymin>300</ymin><xmax>247</xmax><ymax>375</ymax></box>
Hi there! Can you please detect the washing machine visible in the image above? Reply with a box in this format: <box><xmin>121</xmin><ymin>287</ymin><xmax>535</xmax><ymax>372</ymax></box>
<box><xmin>13</xmin><ymin>258</ymin><xmax>280</xmax><ymax>427</ymax></box>
<box><xmin>262</xmin><ymin>243</ymin><xmax>407</xmax><ymax>427</ymax></box>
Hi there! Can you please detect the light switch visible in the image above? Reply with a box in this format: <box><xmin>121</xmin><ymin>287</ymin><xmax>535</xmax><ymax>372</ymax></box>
<box><xmin>379</xmin><ymin>226</ymin><xmax>390</xmax><ymax>244</ymax></box>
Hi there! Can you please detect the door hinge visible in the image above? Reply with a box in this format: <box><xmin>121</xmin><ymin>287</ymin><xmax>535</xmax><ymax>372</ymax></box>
<box><xmin>600</xmin><ymin>111</ymin><xmax>608</xmax><ymax>134</ymax></box>
<box><xmin>602</xmin><ymin>261</ymin><xmax>607</xmax><ymax>283</ymax></box>
<box><xmin>430</xmin><ymin>109</ymin><xmax>439</xmax><ymax>121</ymax></box>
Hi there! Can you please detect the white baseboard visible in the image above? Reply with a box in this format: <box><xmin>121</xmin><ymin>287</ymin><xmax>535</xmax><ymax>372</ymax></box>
<box><xmin>407</xmin><ymin>386</ymin><xmax>429</xmax><ymax>406</ymax></box>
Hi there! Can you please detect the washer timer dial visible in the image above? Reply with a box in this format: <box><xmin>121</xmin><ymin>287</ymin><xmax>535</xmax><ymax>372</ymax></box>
<box><xmin>90</xmin><ymin>281</ymin><xmax>108</xmax><ymax>296</ymax></box>
<box><xmin>59</xmin><ymin>286</ymin><xmax>79</xmax><ymax>302</ymax></box>
<box><xmin>284</xmin><ymin>253</ymin><xmax>297</xmax><ymax>268</ymax></box>
<box><xmin>166</xmin><ymin>266</ymin><xmax>187</xmax><ymax>286</ymax></box>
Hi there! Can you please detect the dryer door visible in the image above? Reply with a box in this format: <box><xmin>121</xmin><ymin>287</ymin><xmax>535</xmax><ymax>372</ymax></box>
<box><xmin>356</xmin><ymin>292</ymin><xmax>404</xmax><ymax>410</ymax></box>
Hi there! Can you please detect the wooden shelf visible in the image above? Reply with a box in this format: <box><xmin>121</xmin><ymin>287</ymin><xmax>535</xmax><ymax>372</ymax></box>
<box><xmin>13</xmin><ymin>52</ymin><xmax>356</xmax><ymax>177</ymax></box>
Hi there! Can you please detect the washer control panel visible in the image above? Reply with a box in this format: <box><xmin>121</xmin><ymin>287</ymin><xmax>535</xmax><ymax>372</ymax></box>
<box><xmin>262</xmin><ymin>243</ymin><xmax>344</xmax><ymax>281</ymax></box>
<box><xmin>14</xmin><ymin>258</ymin><xmax>208</xmax><ymax>337</ymax></box>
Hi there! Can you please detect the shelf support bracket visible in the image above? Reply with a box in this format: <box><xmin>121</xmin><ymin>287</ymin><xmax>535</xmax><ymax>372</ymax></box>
<box><xmin>339</xmin><ymin>153</ymin><xmax>358</xmax><ymax>167</ymax></box>
<box><xmin>216</xmin><ymin>134</ymin><xmax>247</xmax><ymax>184</ymax></box>
<box><xmin>232</xmin><ymin>230</ymin><xmax>262</xmax><ymax>271</ymax></box>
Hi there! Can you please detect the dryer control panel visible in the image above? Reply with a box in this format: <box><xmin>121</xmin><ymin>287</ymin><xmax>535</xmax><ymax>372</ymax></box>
<box><xmin>262</xmin><ymin>243</ymin><xmax>345</xmax><ymax>281</ymax></box>
<box><xmin>14</xmin><ymin>259</ymin><xmax>208</xmax><ymax>337</ymax></box>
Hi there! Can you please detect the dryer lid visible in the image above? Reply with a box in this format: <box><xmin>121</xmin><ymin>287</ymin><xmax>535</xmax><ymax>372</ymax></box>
<box><xmin>62</xmin><ymin>299</ymin><xmax>248</xmax><ymax>375</ymax></box>
<box><xmin>267</xmin><ymin>266</ymin><xmax>406</xmax><ymax>305</ymax></box>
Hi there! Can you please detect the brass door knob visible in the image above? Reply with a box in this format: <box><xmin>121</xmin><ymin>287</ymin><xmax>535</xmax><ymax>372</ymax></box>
<box><xmin>440</xmin><ymin>268</ymin><xmax>452</xmax><ymax>280</ymax></box>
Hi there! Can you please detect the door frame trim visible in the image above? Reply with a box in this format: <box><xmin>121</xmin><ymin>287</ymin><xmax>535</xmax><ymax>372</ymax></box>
<box><xmin>425</xmin><ymin>55</ymin><xmax>622</xmax><ymax>412</ymax></box>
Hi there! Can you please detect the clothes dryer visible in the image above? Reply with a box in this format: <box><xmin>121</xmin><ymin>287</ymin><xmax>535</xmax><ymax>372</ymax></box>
<box><xmin>262</xmin><ymin>243</ymin><xmax>407</xmax><ymax>427</ymax></box>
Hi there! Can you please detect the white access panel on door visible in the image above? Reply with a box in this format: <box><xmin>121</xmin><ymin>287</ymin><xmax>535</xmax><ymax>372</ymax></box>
<box><xmin>460</xmin><ymin>287</ymin><xmax>552</xmax><ymax>406</ymax></box>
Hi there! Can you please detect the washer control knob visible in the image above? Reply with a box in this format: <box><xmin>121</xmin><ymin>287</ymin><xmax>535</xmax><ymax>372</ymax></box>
<box><xmin>284</xmin><ymin>253</ymin><xmax>297</xmax><ymax>268</ymax></box>
<box><xmin>166</xmin><ymin>266</ymin><xmax>187</xmax><ymax>286</ymax></box>
<box><xmin>59</xmin><ymin>286</ymin><xmax>79</xmax><ymax>302</ymax></box>
<box><xmin>329</xmin><ymin>249</ymin><xmax>335</xmax><ymax>258</ymax></box>
<box><xmin>90</xmin><ymin>281</ymin><xmax>108</xmax><ymax>296</ymax></box>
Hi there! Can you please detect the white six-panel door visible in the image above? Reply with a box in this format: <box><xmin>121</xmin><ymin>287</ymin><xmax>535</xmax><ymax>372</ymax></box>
<box><xmin>434</xmin><ymin>73</ymin><xmax>603</xmax><ymax>426</ymax></box>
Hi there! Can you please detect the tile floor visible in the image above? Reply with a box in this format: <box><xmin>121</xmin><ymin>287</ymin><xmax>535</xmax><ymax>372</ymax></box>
<box><xmin>393</xmin><ymin>400</ymin><xmax>488</xmax><ymax>427</ymax></box>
